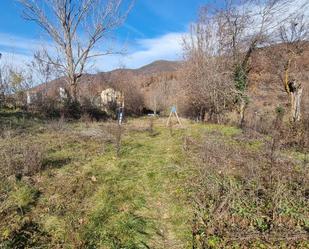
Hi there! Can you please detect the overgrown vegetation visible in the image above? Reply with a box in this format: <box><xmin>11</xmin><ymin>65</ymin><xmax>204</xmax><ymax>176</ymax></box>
<box><xmin>0</xmin><ymin>112</ymin><xmax>308</xmax><ymax>248</ymax></box>
<box><xmin>187</xmin><ymin>120</ymin><xmax>309</xmax><ymax>248</ymax></box>
<box><xmin>0</xmin><ymin>0</ymin><xmax>308</xmax><ymax>248</ymax></box>
<box><xmin>0</xmin><ymin>114</ymin><xmax>192</xmax><ymax>248</ymax></box>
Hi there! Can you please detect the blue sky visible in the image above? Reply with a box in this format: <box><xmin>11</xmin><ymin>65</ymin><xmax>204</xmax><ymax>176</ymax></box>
<box><xmin>0</xmin><ymin>0</ymin><xmax>207</xmax><ymax>71</ymax></box>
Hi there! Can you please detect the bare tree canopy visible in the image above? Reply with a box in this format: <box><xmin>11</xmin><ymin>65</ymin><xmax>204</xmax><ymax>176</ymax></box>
<box><xmin>18</xmin><ymin>0</ymin><xmax>134</xmax><ymax>100</ymax></box>
<box><xmin>182</xmin><ymin>0</ymin><xmax>308</xmax><ymax>124</ymax></box>
<box><xmin>274</xmin><ymin>15</ymin><xmax>309</xmax><ymax>121</ymax></box>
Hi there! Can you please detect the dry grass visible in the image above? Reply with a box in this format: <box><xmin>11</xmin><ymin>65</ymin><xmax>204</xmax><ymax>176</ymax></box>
<box><xmin>186</xmin><ymin>123</ymin><xmax>309</xmax><ymax>248</ymax></box>
<box><xmin>0</xmin><ymin>110</ymin><xmax>308</xmax><ymax>248</ymax></box>
<box><xmin>0</xmin><ymin>141</ymin><xmax>44</xmax><ymax>178</ymax></box>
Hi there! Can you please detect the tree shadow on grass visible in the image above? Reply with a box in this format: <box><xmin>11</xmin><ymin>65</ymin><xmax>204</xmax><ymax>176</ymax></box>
<box><xmin>0</xmin><ymin>110</ymin><xmax>42</xmax><ymax>130</ymax></box>
<box><xmin>42</xmin><ymin>157</ymin><xmax>72</xmax><ymax>170</ymax></box>
<box><xmin>1</xmin><ymin>221</ymin><xmax>51</xmax><ymax>248</ymax></box>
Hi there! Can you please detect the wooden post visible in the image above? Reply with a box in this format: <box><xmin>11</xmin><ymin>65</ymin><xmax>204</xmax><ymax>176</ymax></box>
<box><xmin>166</xmin><ymin>106</ymin><xmax>182</xmax><ymax>126</ymax></box>
<box><xmin>174</xmin><ymin>111</ymin><xmax>182</xmax><ymax>126</ymax></box>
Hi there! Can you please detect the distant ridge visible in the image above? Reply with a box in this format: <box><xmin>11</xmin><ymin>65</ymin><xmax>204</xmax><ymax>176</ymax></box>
<box><xmin>32</xmin><ymin>60</ymin><xmax>181</xmax><ymax>94</ymax></box>
<box><xmin>133</xmin><ymin>60</ymin><xmax>181</xmax><ymax>75</ymax></box>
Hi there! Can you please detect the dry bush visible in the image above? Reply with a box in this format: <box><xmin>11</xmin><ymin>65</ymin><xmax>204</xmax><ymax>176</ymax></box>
<box><xmin>188</xmin><ymin>130</ymin><xmax>309</xmax><ymax>248</ymax></box>
<box><xmin>80</xmin><ymin>97</ymin><xmax>108</xmax><ymax>121</ymax></box>
<box><xmin>181</xmin><ymin>17</ymin><xmax>235</xmax><ymax>123</ymax></box>
<box><xmin>0</xmin><ymin>141</ymin><xmax>45</xmax><ymax>178</ymax></box>
<box><xmin>79</xmin><ymin>126</ymin><xmax>114</xmax><ymax>144</ymax></box>
<box><xmin>244</xmin><ymin>110</ymin><xmax>276</xmax><ymax>135</ymax></box>
<box><xmin>46</xmin><ymin>116</ymin><xmax>66</xmax><ymax>131</ymax></box>
<box><xmin>282</xmin><ymin>115</ymin><xmax>309</xmax><ymax>154</ymax></box>
<box><xmin>31</xmin><ymin>97</ymin><xmax>61</xmax><ymax>119</ymax></box>
<box><xmin>104</xmin><ymin>123</ymin><xmax>124</xmax><ymax>157</ymax></box>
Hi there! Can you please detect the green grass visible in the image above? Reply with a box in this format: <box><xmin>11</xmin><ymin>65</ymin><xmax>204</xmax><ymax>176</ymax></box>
<box><xmin>79</xmin><ymin>120</ymin><xmax>194</xmax><ymax>248</ymax></box>
<box><xmin>0</xmin><ymin>117</ymin><xmax>196</xmax><ymax>248</ymax></box>
<box><xmin>1</xmin><ymin>114</ymin><xmax>308</xmax><ymax>248</ymax></box>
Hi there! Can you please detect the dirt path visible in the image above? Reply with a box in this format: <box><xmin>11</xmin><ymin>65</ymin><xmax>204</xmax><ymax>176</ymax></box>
<box><xmin>117</xmin><ymin>120</ymin><xmax>192</xmax><ymax>248</ymax></box>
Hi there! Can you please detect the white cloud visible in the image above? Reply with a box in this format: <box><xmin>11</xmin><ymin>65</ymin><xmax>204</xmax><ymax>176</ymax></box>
<box><xmin>0</xmin><ymin>33</ymin><xmax>50</xmax><ymax>55</ymax></box>
<box><xmin>0</xmin><ymin>32</ymin><xmax>184</xmax><ymax>72</ymax></box>
<box><xmin>0</xmin><ymin>52</ymin><xmax>32</xmax><ymax>70</ymax></box>
<box><xmin>127</xmin><ymin>32</ymin><xmax>184</xmax><ymax>65</ymax></box>
<box><xmin>94</xmin><ymin>32</ymin><xmax>184</xmax><ymax>71</ymax></box>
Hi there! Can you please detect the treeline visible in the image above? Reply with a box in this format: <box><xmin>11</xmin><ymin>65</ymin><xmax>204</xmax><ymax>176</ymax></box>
<box><xmin>1</xmin><ymin>0</ymin><xmax>308</xmax><ymax>125</ymax></box>
<box><xmin>177</xmin><ymin>0</ymin><xmax>309</xmax><ymax>126</ymax></box>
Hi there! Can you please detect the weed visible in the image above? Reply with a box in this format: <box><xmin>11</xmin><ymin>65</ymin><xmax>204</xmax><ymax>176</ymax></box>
<box><xmin>0</xmin><ymin>141</ymin><xmax>44</xmax><ymax>178</ymax></box>
<box><xmin>2</xmin><ymin>184</ymin><xmax>38</xmax><ymax>223</ymax></box>
<box><xmin>187</xmin><ymin>123</ymin><xmax>309</xmax><ymax>248</ymax></box>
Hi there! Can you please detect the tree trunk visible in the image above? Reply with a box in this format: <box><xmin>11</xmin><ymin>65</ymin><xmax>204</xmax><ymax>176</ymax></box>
<box><xmin>290</xmin><ymin>85</ymin><xmax>302</xmax><ymax>122</ymax></box>
<box><xmin>284</xmin><ymin>59</ymin><xmax>291</xmax><ymax>93</ymax></box>
<box><xmin>199</xmin><ymin>107</ymin><xmax>206</xmax><ymax>122</ymax></box>
<box><xmin>239</xmin><ymin>98</ymin><xmax>246</xmax><ymax>127</ymax></box>
<box><xmin>69</xmin><ymin>77</ymin><xmax>78</xmax><ymax>101</ymax></box>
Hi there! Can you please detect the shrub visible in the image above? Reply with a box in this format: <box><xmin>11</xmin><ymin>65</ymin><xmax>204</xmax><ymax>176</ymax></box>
<box><xmin>62</xmin><ymin>99</ymin><xmax>81</xmax><ymax>120</ymax></box>
<box><xmin>187</xmin><ymin>128</ymin><xmax>309</xmax><ymax>247</ymax></box>
<box><xmin>80</xmin><ymin>97</ymin><xmax>108</xmax><ymax>121</ymax></box>
<box><xmin>33</xmin><ymin>97</ymin><xmax>61</xmax><ymax>119</ymax></box>
<box><xmin>0</xmin><ymin>142</ymin><xmax>44</xmax><ymax>178</ymax></box>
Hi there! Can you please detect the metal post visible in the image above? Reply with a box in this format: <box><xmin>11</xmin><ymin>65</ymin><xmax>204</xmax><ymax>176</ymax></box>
<box><xmin>117</xmin><ymin>92</ymin><xmax>125</xmax><ymax>125</ymax></box>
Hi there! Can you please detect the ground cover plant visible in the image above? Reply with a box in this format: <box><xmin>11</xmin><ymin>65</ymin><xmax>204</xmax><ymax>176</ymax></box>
<box><xmin>0</xmin><ymin>110</ymin><xmax>308</xmax><ymax>248</ymax></box>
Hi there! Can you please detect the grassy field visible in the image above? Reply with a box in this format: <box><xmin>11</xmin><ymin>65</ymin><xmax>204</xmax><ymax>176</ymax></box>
<box><xmin>0</xmin><ymin>111</ymin><xmax>308</xmax><ymax>248</ymax></box>
<box><xmin>0</xmin><ymin>113</ymin><xmax>196</xmax><ymax>248</ymax></box>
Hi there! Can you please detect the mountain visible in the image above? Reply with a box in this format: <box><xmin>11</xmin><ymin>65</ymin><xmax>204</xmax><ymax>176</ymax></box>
<box><xmin>133</xmin><ymin>60</ymin><xmax>181</xmax><ymax>75</ymax></box>
<box><xmin>32</xmin><ymin>60</ymin><xmax>182</xmax><ymax>106</ymax></box>
<box><xmin>32</xmin><ymin>60</ymin><xmax>180</xmax><ymax>96</ymax></box>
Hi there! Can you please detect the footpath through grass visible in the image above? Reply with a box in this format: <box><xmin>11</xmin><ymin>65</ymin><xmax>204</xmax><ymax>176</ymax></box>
<box><xmin>0</xmin><ymin>117</ymin><xmax>196</xmax><ymax>248</ymax></box>
<box><xmin>80</xmin><ymin>119</ymin><xmax>194</xmax><ymax>248</ymax></box>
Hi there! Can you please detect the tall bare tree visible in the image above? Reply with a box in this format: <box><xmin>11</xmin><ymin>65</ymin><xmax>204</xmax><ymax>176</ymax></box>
<box><xmin>184</xmin><ymin>0</ymin><xmax>308</xmax><ymax>125</ymax></box>
<box><xmin>182</xmin><ymin>9</ymin><xmax>235</xmax><ymax>122</ymax></box>
<box><xmin>277</xmin><ymin>16</ymin><xmax>308</xmax><ymax>122</ymax></box>
<box><xmin>18</xmin><ymin>0</ymin><xmax>133</xmax><ymax>101</ymax></box>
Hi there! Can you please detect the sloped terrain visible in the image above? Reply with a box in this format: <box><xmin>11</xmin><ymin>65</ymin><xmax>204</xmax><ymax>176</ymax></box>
<box><xmin>32</xmin><ymin>44</ymin><xmax>309</xmax><ymax>122</ymax></box>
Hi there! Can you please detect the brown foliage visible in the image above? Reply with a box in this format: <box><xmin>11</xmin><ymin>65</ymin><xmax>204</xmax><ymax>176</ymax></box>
<box><xmin>0</xmin><ymin>141</ymin><xmax>44</xmax><ymax>178</ymax></box>
<box><xmin>187</xmin><ymin>125</ymin><xmax>309</xmax><ymax>247</ymax></box>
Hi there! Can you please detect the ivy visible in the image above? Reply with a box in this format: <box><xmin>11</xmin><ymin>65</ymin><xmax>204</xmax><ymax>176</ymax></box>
<box><xmin>234</xmin><ymin>64</ymin><xmax>248</xmax><ymax>93</ymax></box>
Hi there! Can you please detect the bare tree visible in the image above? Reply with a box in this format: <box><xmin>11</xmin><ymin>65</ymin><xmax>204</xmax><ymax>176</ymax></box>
<box><xmin>115</xmin><ymin>74</ymin><xmax>144</xmax><ymax>116</ymax></box>
<box><xmin>27</xmin><ymin>50</ymin><xmax>59</xmax><ymax>99</ymax></box>
<box><xmin>147</xmin><ymin>74</ymin><xmax>176</xmax><ymax>115</ymax></box>
<box><xmin>217</xmin><ymin>0</ymin><xmax>308</xmax><ymax>126</ymax></box>
<box><xmin>182</xmin><ymin>8</ymin><xmax>235</xmax><ymax>122</ymax></box>
<box><xmin>276</xmin><ymin>15</ymin><xmax>308</xmax><ymax>122</ymax></box>
<box><xmin>18</xmin><ymin>0</ymin><xmax>133</xmax><ymax>101</ymax></box>
<box><xmin>184</xmin><ymin>0</ymin><xmax>308</xmax><ymax>125</ymax></box>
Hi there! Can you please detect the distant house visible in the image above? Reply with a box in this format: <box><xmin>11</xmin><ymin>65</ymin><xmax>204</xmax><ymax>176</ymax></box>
<box><xmin>100</xmin><ymin>88</ymin><xmax>124</xmax><ymax>114</ymax></box>
<box><xmin>59</xmin><ymin>87</ymin><xmax>68</xmax><ymax>100</ymax></box>
<box><xmin>26</xmin><ymin>91</ymin><xmax>43</xmax><ymax>105</ymax></box>
<box><xmin>101</xmin><ymin>88</ymin><xmax>122</xmax><ymax>105</ymax></box>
